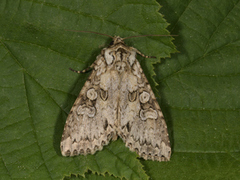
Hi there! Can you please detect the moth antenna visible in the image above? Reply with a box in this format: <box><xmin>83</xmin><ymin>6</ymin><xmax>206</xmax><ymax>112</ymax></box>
<box><xmin>123</xmin><ymin>34</ymin><xmax>177</xmax><ymax>40</ymax></box>
<box><xmin>65</xmin><ymin>30</ymin><xmax>114</xmax><ymax>39</ymax></box>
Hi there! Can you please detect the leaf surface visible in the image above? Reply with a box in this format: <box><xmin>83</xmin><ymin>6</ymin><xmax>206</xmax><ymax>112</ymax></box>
<box><xmin>0</xmin><ymin>0</ymin><xmax>175</xmax><ymax>179</ymax></box>
<box><xmin>146</xmin><ymin>0</ymin><xmax>240</xmax><ymax>179</ymax></box>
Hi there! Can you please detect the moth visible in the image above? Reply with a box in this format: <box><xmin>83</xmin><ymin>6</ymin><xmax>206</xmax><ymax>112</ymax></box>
<box><xmin>61</xmin><ymin>32</ymin><xmax>171</xmax><ymax>161</ymax></box>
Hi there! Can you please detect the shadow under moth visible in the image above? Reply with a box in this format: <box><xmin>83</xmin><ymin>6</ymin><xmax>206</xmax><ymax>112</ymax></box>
<box><xmin>61</xmin><ymin>32</ymin><xmax>171</xmax><ymax>161</ymax></box>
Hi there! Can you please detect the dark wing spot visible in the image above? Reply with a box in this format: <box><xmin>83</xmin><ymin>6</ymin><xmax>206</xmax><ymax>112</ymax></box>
<box><xmin>134</xmin><ymin>148</ymin><xmax>139</xmax><ymax>153</ymax></box>
<box><xmin>94</xmin><ymin>145</ymin><xmax>99</xmax><ymax>151</ymax></box>
<box><xmin>101</xmin><ymin>141</ymin><xmax>106</xmax><ymax>145</ymax></box>
<box><xmin>103</xmin><ymin>119</ymin><xmax>108</xmax><ymax>130</ymax></box>
<box><xmin>100</xmin><ymin>89</ymin><xmax>108</xmax><ymax>101</ymax></box>
<box><xmin>73</xmin><ymin>149</ymin><xmax>78</xmax><ymax>156</ymax></box>
<box><xmin>80</xmin><ymin>149</ymin><xmax>84</xmax><ymax>154</ymax></box>
<box><xmin>127</xmin><ymin>143</ymin><xmax>132</xmax><ymax>148</ymax></box>
<box><xmin>126</xmin><ymin>122</ymin><xmax>131</xmax><ymax>132</ymax></box>
<box><xmin>128</xmin><ymin>91</ymin><xmax>137</xmax><ymax>102</ymax></box>
<box><xmin>154</xmin><ymin>154</ymin><xmax>158</xmax><ymax>161</ymax></box>
<box><xmin>86</xmin><ymin>148</ymin><xmax>91</xmax><ymax>154</ymax></box>
<box><xmin>65</xmin><ymin>150</ymin><xmax>71</xmax><ymax>156</ymax></box>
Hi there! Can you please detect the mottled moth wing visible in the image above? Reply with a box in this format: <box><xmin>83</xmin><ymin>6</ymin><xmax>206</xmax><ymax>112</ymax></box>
<box><xmin>61</xmin><ymin>36</ymin><xmax>171</xmax><ymax>161</ymax></box>
<box><xmin>61</xmin><ymin>56</ymin><xmax>116</xmax><ymax>156</ymax></box>
<box><xmin>118</xmin><ymin>59</ymin><xmax>171</xmax><ymax>161</ymax></box>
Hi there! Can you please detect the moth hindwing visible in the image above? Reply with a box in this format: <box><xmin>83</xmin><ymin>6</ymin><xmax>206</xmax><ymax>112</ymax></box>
<box><xmin>61</xmin><ymin>36</ymin><xmax>171</xmax><ymax>161</ymax></box>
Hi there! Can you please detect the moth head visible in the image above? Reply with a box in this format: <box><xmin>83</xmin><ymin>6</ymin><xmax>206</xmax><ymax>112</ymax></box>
<box><xmin>112</xmin><ymin>36</ymin><xmax>125</xmax><ymax>45</ymax></box>
<box><xmin>108</xmin><ymin>36</ymin><xmax>126</xmax><ymax>47</ymax></box>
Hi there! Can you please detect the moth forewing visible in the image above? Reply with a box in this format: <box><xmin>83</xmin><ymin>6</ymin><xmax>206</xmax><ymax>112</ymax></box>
<box><xmin>61</xmin><ymin>35</ymin><xmax>171</xmax><ymax>161</ymax></box>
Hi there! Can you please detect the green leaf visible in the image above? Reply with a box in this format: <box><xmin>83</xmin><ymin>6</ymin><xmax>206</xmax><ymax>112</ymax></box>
<box><xmin>145</xmin><ymin>0</ymin><xmax>240</xmax><ymax>179</ymax></box>
<box><xmin>0</xmin><ymin>0</ymin><xmax>175</xmax><ymax>180</ymax></box>
<box><xmin>3</xmin><ymin>0</ymin><xmax>239</xmax><ymax>179</ymax></box>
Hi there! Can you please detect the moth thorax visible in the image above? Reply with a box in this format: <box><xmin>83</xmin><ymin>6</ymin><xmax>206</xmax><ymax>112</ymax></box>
<box><xmin>115</xmin><ymin>61</ymin><xmax>127</xmax><ymax>73</ymax></box>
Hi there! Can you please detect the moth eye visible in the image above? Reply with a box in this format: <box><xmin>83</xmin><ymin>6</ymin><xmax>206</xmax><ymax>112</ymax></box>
<box><xmin>109</xmin><ymin>40</ymin><xmax>114</xmax><ymax>45</ymax></box>
<box><xmin>100</xmin><ymin>89</ymin><xmax>108</xmax><ymax>101</ymax></box>
<box><xmin>139</xmin><ymin>91</ymin><xmax>150</xmax><ymax>103</ymax></box>
<box><xmin>87</xmin><ymin>88</ymin><xmax>97</xmax><ymax>100</ymax></box>
<box><xmin>128</xmin><ymin>91</ymin><xmax>137</xmax><ymax>102</ymax></box>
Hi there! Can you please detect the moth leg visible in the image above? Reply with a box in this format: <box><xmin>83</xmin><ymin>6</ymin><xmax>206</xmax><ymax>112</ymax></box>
<box><xmin>69</xmin><ymin>63</ymin><xmax>95</xmax><ymax>74</ymax></box>
<box><xmin>135</xmin><ymin>49</ymin><xmax>156</xmax><ymax>59</ymax></box>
